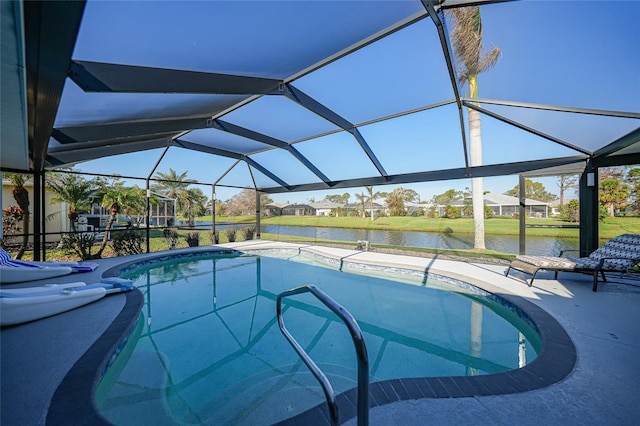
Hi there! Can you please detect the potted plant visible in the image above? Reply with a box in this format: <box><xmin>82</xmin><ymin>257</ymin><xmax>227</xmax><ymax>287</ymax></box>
<box><xmin>210</xmin><ymin>229</ymin><xmax>220</xmax><ymax>244</ymax></box>
<box><xmin>225</xmin><ymin>227</ymin><xmax>236</xmax><ymax>243</ymax></box>
<box><xmin>185</xmin><ymin>231</ymin><xmax>200</xmax><ymax>247</ymax></box>
<box><xmin>241</xmin><ymin>227</ymin><xmax>255</xmax><ymax>241</ymax></box>
<box><xmin>163</xmin><ymin>228</ymin><xmax>179</xmax><ymax>249</ymax></box>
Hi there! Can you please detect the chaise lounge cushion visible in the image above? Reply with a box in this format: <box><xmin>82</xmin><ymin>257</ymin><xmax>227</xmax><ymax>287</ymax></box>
<box><xmin>564</xmin><ymin>233</ymin><xmax>640</xmax><ymax>272</ymax></box>
<box><xmin>508</xmin><ymin>233</ymin><xmax>640</xmax><ymax>291</ymax></box>
<box><xmin>515</xmin><ymin>255</ymin><xmax>576</xmax><ymax>270</ymax></box>
<box><xmin>0</xmin><ymin>249</ymin><xmax>72</xmax><ymax>284</ymax></box>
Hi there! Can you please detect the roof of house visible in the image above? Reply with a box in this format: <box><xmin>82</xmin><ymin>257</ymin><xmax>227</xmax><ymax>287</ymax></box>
<box><xmin>309</xmin><ymin>201</ymin><xmax>343</xmax><ymax>209</ymax></box>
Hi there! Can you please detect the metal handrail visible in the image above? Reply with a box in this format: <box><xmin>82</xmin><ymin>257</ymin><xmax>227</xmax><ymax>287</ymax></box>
<box><xmin>276</xmin><ymin>285</ymin><xmax>369</xmax><ymax>426</ymax></box>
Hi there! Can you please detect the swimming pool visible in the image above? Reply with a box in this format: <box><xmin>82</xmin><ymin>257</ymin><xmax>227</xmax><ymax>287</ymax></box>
<box><xmin>96</xmin><ymin>249</ymin><xmax>541</xmax><ymax>425</ymax></box>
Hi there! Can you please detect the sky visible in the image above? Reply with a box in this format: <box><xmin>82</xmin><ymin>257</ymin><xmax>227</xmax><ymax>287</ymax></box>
<box><xmin>59</xmin><ymin>0</ymin><xmax>639</xmax><ymax>205</ymax></box>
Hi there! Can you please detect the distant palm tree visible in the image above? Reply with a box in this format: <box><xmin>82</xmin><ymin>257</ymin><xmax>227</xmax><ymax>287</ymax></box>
<box><xmin>449</xmin><ymin>6</ymin><xmax>501</xmax><ymax>249</ymax></box>
<box><xmin>386</xmin><ymin>188</ymin><xmax>407</xmax><ymax>216</ymax></box>
<box><xmin>47</xmin><ymin>173</ymin><xmax>100</xmax><ymax>260</ymax></box>
<box><xmin>47</xmin><ymin>173</ymin><xmax>98</xmax><ymax>232</ymax></box>
<box><xmin>4</xmin><ymin>173</ymin><xmax>30</xmax><ymax>258</ymax></box>
<box><xmin>152</xmin><ymin>168</ymin><xmax>199</xmax><ymax>222</ymax></box>
<box><xmin>366</xmin><ymin>186</ymin><xmax>381</xmax><ymax>220</ymax></box>
<box><xmin>181</xmin><ymin>187</ymin><xmax>207</xmax><ymax>226</ymax></box>
<box><xmin>95</xmin><ymin>180</ymin><xmax>146</xmax><ymax>257</ymax></box>
<box><xmin>355</xmin><ymin>192</ymin><xmax>367</xmax><ymax>219</ymax></box>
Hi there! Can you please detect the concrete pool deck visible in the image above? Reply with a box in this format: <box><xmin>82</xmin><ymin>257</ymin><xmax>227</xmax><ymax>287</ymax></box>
<box><xmin>1</xmin><ymin>240</ymin><xmax>639</xmax><ymax>425</ymax></box>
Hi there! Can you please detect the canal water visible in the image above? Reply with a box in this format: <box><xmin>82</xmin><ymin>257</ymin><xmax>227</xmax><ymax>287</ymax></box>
<box><xmin>197</xmin><ymin>222</ymin><xmax>579</xmax><ymax>255</ymax></box>
<box><xmin>261</xmin><ymin>225</ymin><xmax>579</xmax><ymax>256</ymax></box>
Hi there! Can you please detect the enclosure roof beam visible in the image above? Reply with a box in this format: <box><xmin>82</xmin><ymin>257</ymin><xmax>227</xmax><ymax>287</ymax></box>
<box><xmin>283</xmin><ymin>83</ymin><xmax>388</xmax><ymax>178</ymax></box>
<box><xmin>244</xmin><ymin>157</ymin><xmax>290</xmax><ymax>189</ymax></box>
<box><xmin>258</xmin><ymin>155</ymin><xmax>587</xmax><ymax>194</ymax></box>
<box><xmin>467</xmin><ymin>98</ymin><xmax>640</xmax><ymax>119</ymax></box>
<box><xmin>421</xmin><ymin>0</ymin><xmax>470</xmax><ymax>175</ymax></box>
<box><xmin>463</xmin><ymin>101</ymin><xmax>592</xmax><ymax>155</ymax></box>
<box><xmin>52</xmin><ymin>117</ymin><xmax>214</xmax><ymax>144</ymax></box>
<box><xmin>24</xmin><ymin>1</ymin><xmax>86</xmax><ymax>171</ymax></box>
<box><xmin>213</xmin><ymin>119</ymin><xmax>332</xmax><ymax>185</ymax></box>
<box><xmin>69</xmin><ymin>60</ymin><xmax>282</xmax><ymax>95</ymax></box>
<box><xmin>49</xmin><ymin>131</ymin><xmax>183</xmax><ymax>150</ymax></box>
<box><xmin>174</xmin><ymin>139</ymin><xmax>244</xmax><ymax>160</ymax></box>
<box><xmin>591</xmin><ymin>127</ymin><xmax>640</xmax><ymax>164</ymax></box>
<box><xmin>175</xmin><ymin>139</ymin><xmax>290</xmax><ymax>188</ymax></box>
<box><xmin>46</xmin><ymin>138</ymin><xmax>170</xmax><ymax>168</ymax></box>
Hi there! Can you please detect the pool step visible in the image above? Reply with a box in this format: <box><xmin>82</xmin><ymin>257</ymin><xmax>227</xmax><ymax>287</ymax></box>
<box><xmin>177</xmin><ymin>364</ymin><xmax>358</xmax><ymax>425</ymax></box>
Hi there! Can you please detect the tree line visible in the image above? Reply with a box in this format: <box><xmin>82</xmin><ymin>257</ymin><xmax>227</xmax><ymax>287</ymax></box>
<box><xmin>2</xmin><ymin>166</ymin><xmax>638</xmax><ymax>258</ymax></box>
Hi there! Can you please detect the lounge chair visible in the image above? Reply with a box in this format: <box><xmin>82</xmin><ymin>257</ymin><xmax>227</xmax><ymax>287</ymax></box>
<box><xmin>0</xmin><ymin>248</ymin><xmax>98</xmax><ymax>284</ymax></box>
<box><xmin>505</xmin><ymin>233</ymin><xmax>640</xmax><ymax>291</ymax></box>
<box><xmin>0</xmin><ymin>277</ymin><xmax>133</xmax><ymax>326</ymax></box>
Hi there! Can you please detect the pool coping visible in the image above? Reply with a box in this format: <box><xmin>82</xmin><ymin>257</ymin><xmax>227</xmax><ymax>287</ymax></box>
<box><xmin>48</xmin><ymin>245</ymin><xmax>576</xmax><ymax>426</ymax></box>
<box><xmin>46</xmin><ymin>288</ymin><xmax>144</xmax><ymax>425</ymax></box>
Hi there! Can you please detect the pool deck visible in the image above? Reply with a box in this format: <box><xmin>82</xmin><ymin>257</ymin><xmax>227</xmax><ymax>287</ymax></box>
<box><xmin>2</xmin><ymin>240</ymin><xmax>639</xmax><ymax>425</ymax></box>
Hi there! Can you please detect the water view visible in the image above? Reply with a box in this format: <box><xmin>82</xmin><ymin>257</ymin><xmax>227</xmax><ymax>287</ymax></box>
<box><xmin>261</xmin><ymin>225</ymin><xmax>578</xmax><ymax>255</ymax></box>
<box><xmin>190</xmin><ymin>222</ymin><xmax>578</xmax><ymax>256</ymax></box>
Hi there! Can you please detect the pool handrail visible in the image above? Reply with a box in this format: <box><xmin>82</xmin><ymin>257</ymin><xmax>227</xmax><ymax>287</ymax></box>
<box><xmin>276</xmin><ymin>284</ymin><xmax>369</xmax><ymax>426</ymax></box>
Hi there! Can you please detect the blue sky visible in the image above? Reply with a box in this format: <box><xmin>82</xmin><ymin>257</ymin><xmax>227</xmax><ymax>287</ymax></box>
<box><xmin>66</xmin><ymin>0</ymin><xmax>639</xmax><ymax>205</ymax></box>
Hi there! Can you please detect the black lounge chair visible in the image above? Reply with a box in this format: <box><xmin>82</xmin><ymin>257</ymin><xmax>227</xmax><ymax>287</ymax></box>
<box><xmin>506</xmin><ymin>233</ymin><xmax>640</xmax><ymax>291</ymax></box>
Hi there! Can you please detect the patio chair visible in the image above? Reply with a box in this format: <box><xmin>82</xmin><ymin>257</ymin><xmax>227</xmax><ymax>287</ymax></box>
<box><xmin>505</xmin><ymin>233</ymin><xmax>640</xmax><ymax>291</ymax></box>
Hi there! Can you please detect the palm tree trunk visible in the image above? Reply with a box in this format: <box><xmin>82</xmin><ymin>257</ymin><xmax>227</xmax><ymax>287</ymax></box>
<box><xmin>469</xmin><ymin>77</ymin><xmax>486</xmax><ymax>250</ymax></box>
<box><xmin>12</xmin><ymin>187</ymin><xmax>30</xmax><ymax>259</ymax></box>
<box><xmin>96</xmin><ymin>211</ymin><xmax>117</xmax><ymax>257</ymax></box>
<box><xmin>16</xmin><ymin>211</ymin><xmax>29</xmax><ymax>259</ymax></box>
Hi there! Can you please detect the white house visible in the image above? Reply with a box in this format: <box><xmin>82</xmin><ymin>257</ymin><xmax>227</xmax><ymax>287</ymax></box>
<box><xmin>438</xmin><ymin>192</ymin><xmax>549</xmax><ymax>218</ymax></box>
<box><xmin>309</xmin><ymin>200</ymin><xmax>343</xmax><ymax>216</ymax></box>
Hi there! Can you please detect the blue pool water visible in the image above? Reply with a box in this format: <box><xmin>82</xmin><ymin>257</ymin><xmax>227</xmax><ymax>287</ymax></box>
<box><xmin>96</xmin><ymin>251</ymin><xmax>540</xmax><ymax>425</ymax></box>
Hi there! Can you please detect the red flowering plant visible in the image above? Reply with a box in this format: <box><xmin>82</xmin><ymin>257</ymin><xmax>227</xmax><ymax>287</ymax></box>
<box><xmin>1</xmin><ymin>206</ymin><xmax>24</xmax><ymax>248</ymax></box>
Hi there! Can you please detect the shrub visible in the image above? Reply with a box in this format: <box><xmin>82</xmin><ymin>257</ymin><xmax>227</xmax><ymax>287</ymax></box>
<box><xmin>241</xmin><ymin>227</ymin><xmax>255</xmax><ymax>241</ymax></box>
<box><xmin>443</xmin><ymin>204</ymin><xmax>461</xmax><ymax>219</ymax></box>
<box><xmin>225</xmin><ymin>227</ymin><xmax>236</xmax><ymax>242</ymax></box>
<box><xmin>484</xmin><ymin>205</ymin><xmax>495</xmax><ymax>219</ymax></box>
<box><xmin>60</xmin><ymin>232</ymin><xmax>98</xmax><ymax>260</ymax></box>
<box><xmin>163</xmin><ymin>228</ymin><xmax>179</xmax><ymax>249</ymax></box>
<box><xmin>559</xmin><ymin>201</ymin><xmax>608</xmax><ymax>222</ymax></box>
<box><xmin>598</xmin><ymin>205</ymin><xmax>609</xmax><ymax>221</ymax></box>
<box><xmin>185</xmin><ymin>231</ymin><xmax>200</xmax><ymax>247</ymax></box>
<box><xmin>559</xmin><ymin>200</ymin><xmax>579</xmax><ymax>222</ymax></box>
<box><xmin>1</xmin><ymin>206</ymin><xmax>23</xmax><ymax>249</ymax></box>
<box><xmin>426</xmin><ymin>206</ymin><xmax>439</xmax><ymax>219</ymax></box>
<box><xmin>112</xmin><ymin>229</ymin><xmax>144</xmax><ymax>256</ymax></box>
<box><xmin>210</xmin><ymin>229</ymin><xmax>220</xmax><ymax>244</ymax></box>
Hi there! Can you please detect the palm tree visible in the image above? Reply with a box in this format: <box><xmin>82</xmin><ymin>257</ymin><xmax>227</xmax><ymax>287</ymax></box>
<box><xmin>386</xmin><ymin>188</ymin><xmax>407</xmax><ymax>216</ymax></box>
<box><xmin>47</xmin><ymin>173</ymin><xmax>98</xmax><ymax>232</ymax></box>
<box><xmin>152</xmin><ymin>169</ymin><xmax>193</xmax><ymax>198</ymax></box>
<box><xmin>47</xmin><ymin>173</ymin><xmax>100</xmax><ymax>260</ymax></box>
<box><xmin>181</xmin><ymin>187</ymin><xmax>207</xmax><ymax>226</ymax></box>
<box><xmin>4</xmin><ymin>173</ymin><xmax>30</xmax><ymax>258</ymax></box>
<box><xmin>355</xmin><ymin>192</ymin><xmax>367</xmax><ymax>219</ymax></box>
<box><xmin>152</xmin><ymin>168</ymin><xmax>197</xmax><ymax>222</ymax></box>
<box><xmin>366</xmin><ymin>186</ymin><xmax>381</xmax><ymax>220</ymax></box>
<box><xmin>448</xmin><ymin>6</ymin><xmax>501</xmax><ymax>249</ymax></box>
<box><xmin>95</xmin><ymin>180</ymin><xmax>146</xmax><ymax>257</ymax></box>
